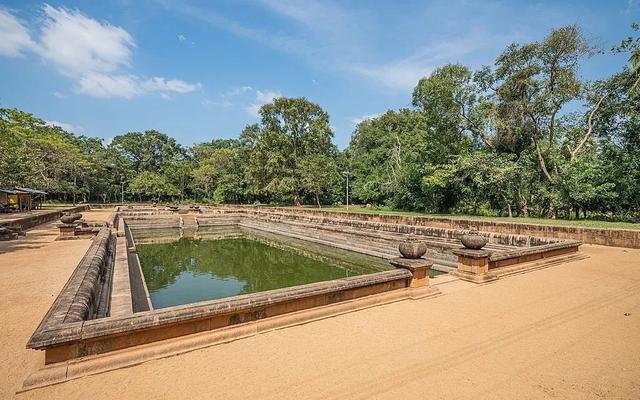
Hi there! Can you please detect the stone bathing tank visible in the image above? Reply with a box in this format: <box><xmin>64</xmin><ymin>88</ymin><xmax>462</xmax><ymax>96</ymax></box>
<box><xmin>23</xmin><ymin>205</ymin><xmax>582</xmax><ymax>390</ymax></box>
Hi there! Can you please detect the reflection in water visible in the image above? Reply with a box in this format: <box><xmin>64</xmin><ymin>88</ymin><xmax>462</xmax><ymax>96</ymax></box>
<box><xmin>137</xmin><ymin>237</ymin><xmax>387</xmax><ymax>309</ymax></box>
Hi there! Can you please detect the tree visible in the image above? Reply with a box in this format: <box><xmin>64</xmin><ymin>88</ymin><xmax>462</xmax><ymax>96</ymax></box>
<box><xmin>192</xmin><ymin>146</ymin><xmax>244</xmax><ymax>203</ymax></box>
<box><xmin>246</xmin><ymin>97</ymin><xmax>337</xmax><ymax>205</ymax></box>
<box><xmin>0</xmin><ymin>109</ymin><xmax>91</xmax><ymax>201</ymax></box>
<box><xmin>128</xmin><ymin>171</ymin><xmax>180</xmax><ymax>201</ymax></box>
<box><xmin>493</xmin><ymin>26</ymin><xmax>593</xmax><ymax>186</ymax></box>
<box><xmin>614</xmin><ymin>23</ymin><xmax>640</xmax><ymax>96</ymax></box>
<box><xmin>413</xmin><ymin>64</ymin><xmax>496</xmax><ymax>149</ymax></box>
<box><xmin>109</xmin><ymin>130</ymin><xmax>185</xmax><ymax>175</ymax></box>
<box><xmin>299</xmin><ymin>154</ymin><xmax>339</xmax><ymax>207</ymax></box>
<box><xmin>349</xmin><ymin>108</ymin><xmax>470</xmax><ymax>210</ymax></box>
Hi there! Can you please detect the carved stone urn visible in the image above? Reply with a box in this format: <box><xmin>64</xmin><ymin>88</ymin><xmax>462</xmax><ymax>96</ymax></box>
<box><xmin>60</xmin><ymin>213</ymin><xmax>82</xmax><ymax>224</ymax></box>
<box><xmin>460</xmin><ymin>228</ymin><xmax>488</xmax><ymax>250</ymax></box>
<box><xmin>399</xmin><ymin>234</ymin><xmax>427</xmax><ymax>259</ymax></box>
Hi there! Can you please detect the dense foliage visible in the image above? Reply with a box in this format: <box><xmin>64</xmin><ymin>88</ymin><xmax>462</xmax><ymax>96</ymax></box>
<box><xmin>1</xmin><ymin>25</ymin><xmax>638</xmax><ymax>221</ymax></box>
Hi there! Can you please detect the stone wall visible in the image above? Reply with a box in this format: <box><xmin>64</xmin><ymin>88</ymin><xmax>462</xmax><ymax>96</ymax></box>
<box><xmin>259</xmin><ymin>207</ymin><xmax>639</xmax><ymax>249</ymax></box>
<box><xmin>27</xmin><ymin>228</ymin><xmax>115</xmax><ymax>349</ymax></box>
<box><xmin>124</xmin><ymin>208</ymin><xmax>581</xmax><ymax>273</ymax></box>
<box><xmin>0</xmin><ymin>205</ymin><xmax>90</xmax><ymax>230</ymax></box>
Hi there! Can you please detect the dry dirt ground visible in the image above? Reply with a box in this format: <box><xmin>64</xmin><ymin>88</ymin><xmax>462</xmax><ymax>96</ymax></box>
<box><xmin>1</xmin><ymin>209</ymin><xmax>639</xmax><ymax>399</ymax></box>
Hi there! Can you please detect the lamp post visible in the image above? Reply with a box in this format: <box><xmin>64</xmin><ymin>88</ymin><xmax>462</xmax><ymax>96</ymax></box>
<box><xmin>342</xmin><ymin>170</ymin><xmax>350</xmax><ymax>211</ymax></box>
<box><xmin>120</xmin><ymin>177</ymin><xmax>125</xmax><ymax>204</ymax></box>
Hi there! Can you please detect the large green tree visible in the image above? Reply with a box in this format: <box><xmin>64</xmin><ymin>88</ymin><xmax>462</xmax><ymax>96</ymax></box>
<box><xmin>246</xmin><ymin>97</ymin><xmax>338</xmax><ymax>205</ymax></box>
<box><xmin>128</xmin><ymin>171</ymin><xmax>180</xmax><ymax>201</ymax></box>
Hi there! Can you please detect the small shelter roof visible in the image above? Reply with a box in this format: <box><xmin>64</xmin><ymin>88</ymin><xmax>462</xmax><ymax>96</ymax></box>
<box><xmin>0</xmin><ymin>188</ymin><xmax>29</xmax><ymax>195</ymax></box>
<box><xmin>17</xmin><ymin>188</ymin><xmax>48</xmax><ymax>195</ymax></box>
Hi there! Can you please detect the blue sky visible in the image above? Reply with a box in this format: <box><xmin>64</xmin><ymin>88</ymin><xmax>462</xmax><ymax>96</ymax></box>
<box><xmin>0</xmin><ymin>0</ymin><xmax>637</xmax><ymax>148</ymax></box>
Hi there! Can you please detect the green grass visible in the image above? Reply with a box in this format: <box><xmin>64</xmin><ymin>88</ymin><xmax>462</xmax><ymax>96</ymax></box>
<box><xmin>295</xmin><ymin>205</ymin><xmax>640</xmax><ymax>230</ymax></box>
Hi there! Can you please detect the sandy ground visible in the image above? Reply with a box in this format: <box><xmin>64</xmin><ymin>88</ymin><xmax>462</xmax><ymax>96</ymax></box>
<box><xmin>1</xmin><ymin>210</ymin><xmax>639</xmax><ymax>399</ymax></box>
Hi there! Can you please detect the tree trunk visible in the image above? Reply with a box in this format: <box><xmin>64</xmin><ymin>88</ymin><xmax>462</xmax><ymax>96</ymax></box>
<box><xmin>315</xmin><ymin>193</ymin><xmax>321</xmax><ymax>208</ymax></box>
<box><xmin>507</xmin><ymin>203</ymin><xmax>513</xmax><ymax>218</ymax></box>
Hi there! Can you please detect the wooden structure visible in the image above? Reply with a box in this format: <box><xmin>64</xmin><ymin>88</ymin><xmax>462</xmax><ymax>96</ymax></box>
<box><xmin>0</xmin><ymin>188</ymin><xmax>48</xmax><ymax>212</ymax></box>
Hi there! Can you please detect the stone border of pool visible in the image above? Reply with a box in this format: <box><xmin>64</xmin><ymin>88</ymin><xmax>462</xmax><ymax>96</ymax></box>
<box><xmin>22</xmin><ymin>281</ymin><xmax>435</xmax><ymax>391</ymax></box>
<box><xmin>260</xmin><ymin>207</ymin><xmax>639</xmax><ymax>248</ymax></box>
<box><xmin>23</xmin><ymin>205</ymin><xmax>586</xmax><ymax>390</ymax></box>
<box><xmin>23</xmin><ymin>220</ymin><xmax>438</xmax><ymax>390</ymax></box>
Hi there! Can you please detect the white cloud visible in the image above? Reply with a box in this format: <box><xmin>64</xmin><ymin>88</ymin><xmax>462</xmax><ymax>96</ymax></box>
<box><xmin>349</xmin><ymin>113</ymin><xmax>380</xmax><ymax>126</ymax></box>
<box><xmin>38</xmin><ymin>5</ymin><xmax>134</xmax><ymax>77</ymax></box>
<box><xmin>177</xmin><ymin>34</ymin><xmax>186</xmax><ymax>41</ymax></box>
<box><xmin>45</xmin><ymin>119</ymin><xmax>85</xmax><ymax>134</ymax></box>
<box><xmin>348</xmin><ymin>62</ymin><xmax>431</xmax><ymax>91</ymax></box>
<box><xmin>144</xmin><ymin>77</ymin><xmax>201</xmax><ymax>93</ymax></box>
<box><xmin>255</xmin><ymin>90</ymin><xmax>281</xmax><ymax>103</ymax></box>
<box><xmin>246</xmin><ymin>90</ymin><xmax>282</xmax><ymax>117</ymax></box>
<box><xmin>202</xmin><ymin>98</ymin><xmax>233</xmax><ymax>108</ymax></box>
<box><xmin>0</xmin><ymin>8</ymin><xmax>36</xmax><ymax>57</ymax></box>
<box><xmin>77</xmin><ymin>73</ymin><xmax>200</xmax><ymax>99</ymax></box>
<box><xmin>227</xmin><ymin>86</ymin><xmax>253</xmax><ymax>96</ymax></box>
<box><xmin>77</xmin><ymin>73</ymin><xmax>141</xmax><ymax>99</ymax></box>
<box><xmin>52</xmin><ymin>91</ymin><xmax>67</xmax><ymax>99</ymax></box>
<box><xmin>347</xmin><ymin>29</ymin><xmax>521</xmax><ymax>90</ymax></box>
<box><xmin>162</xmin><ymin>0</ymin><xmax>535</xmax><ymax>93</ymax></box>
<box><xmin>160</xmin><ymin>1</ymin><xmax>308</xmax><ymax>57</ymax></box>
<box><xmin>0</xmin><ymin>6</ymin><xmax>199</xmax><ymax>99</ymax></box>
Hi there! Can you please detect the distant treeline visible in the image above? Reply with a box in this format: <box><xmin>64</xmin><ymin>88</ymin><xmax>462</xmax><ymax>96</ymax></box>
<box><xmin>1</xmin><ymin>25</ymin><xmax>639</xmax><ymax>221</ymax></box>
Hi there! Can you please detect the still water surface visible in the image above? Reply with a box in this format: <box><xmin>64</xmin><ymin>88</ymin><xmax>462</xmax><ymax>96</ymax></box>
<box><xmin>137</xmin><ymin>237</ymin><xmax>380</xmax><ymax>308</ymax></box>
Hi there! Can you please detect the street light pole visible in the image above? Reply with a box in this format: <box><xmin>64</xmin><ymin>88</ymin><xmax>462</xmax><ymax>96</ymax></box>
<box><xmin>342</xmin><ymin>170</ymin><xmax>350</xmax><ymax>211</ymax></box>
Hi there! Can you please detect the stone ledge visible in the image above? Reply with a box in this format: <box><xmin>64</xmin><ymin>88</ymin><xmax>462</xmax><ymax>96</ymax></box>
<box><xmin>389</xmin><ymin>257</ymin><xmax>432</xmax><ymax>272</ymax></box>
<box><xmin>449</xmin><ymin>270</ymin><xmax>498</xmax><ymax>284</ymax></box>
<box><xmin>452</xmin><ymin>249</ymin><xmax>490</xmax><ymax>259</ymax></box>
<box><xmin>21</xmin><ymin>284</ymin><xmax>439</xmax><ymax>392</ymax></box>
<box><xmin>27</xmin><ymin>269</ymin><xmax>412</xmax><ymax>351</ymax></box>
<box><xmin>27</xmin><ymin>228</ymin><xmax>114</xmax><ymax>348</ymax></box>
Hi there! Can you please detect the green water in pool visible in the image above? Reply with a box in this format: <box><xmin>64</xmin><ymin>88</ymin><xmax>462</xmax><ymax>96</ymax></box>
<box><xmin>136</xmin><ymin>237</ymin><xmax>387</xmax><ymax>308</ymax></box>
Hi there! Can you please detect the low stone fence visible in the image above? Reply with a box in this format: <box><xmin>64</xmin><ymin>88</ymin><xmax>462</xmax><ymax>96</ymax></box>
<box><xmin>0</xmin><ymin>205</ymin><xmax>90</xmax><ymax>231</ymax></box>
<box><xmin>260</xmin><ymin>207</ymin><xmax>640</xmax><ymax>249</ymax></box>
<box><xmin>121</xmin><ymin>208</ymin><xmax>581</xmax><ymax>274</ymax></box>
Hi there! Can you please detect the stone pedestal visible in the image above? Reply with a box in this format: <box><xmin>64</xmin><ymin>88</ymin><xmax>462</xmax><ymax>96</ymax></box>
<box><xmin>57</xmin><ymin>223</ymin><xmax>77</xmax><ymax>239</ymax></box>
<box><xmin>450</xmin><ymin>249</ymin><xmax>498</xmax><ymax>283</ymax></box>
<box><xmin>0</xmin><ymin>227</ymin><xmax>19</xmax><ymax>241</ymax></box>
<box><xmin>390</xmin><ymin>257</ymin><xmax>432</xmax><ymax>288</ymax></box>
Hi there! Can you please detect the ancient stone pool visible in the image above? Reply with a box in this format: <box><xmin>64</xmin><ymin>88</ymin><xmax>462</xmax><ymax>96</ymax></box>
<box><xmin>137</xmin><ymin>236</ymin><xmax>391</xmax><ymax>309</ymax></box>
<box><xmin>23</xmin><ymin>204</ymin><xmax>581</xmax><ymax>390</ymax></box>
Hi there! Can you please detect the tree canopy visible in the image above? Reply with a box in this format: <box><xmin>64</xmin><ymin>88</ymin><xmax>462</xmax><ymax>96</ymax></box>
<box><xmin>1</xmin><ymin>24</ymin><xmax>638</xmax><ymax>221</ymax></box>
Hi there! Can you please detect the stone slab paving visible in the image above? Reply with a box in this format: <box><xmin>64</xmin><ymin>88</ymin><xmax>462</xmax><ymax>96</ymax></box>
<box><xmin>110</xmin><ymin>236</ymin><xmax>133</xmax><ymax>317</ymax></box>
<box><xmin>1</xmin><ymin>208</ymin><xmax>639</xmax><ymax>399</ymax></box>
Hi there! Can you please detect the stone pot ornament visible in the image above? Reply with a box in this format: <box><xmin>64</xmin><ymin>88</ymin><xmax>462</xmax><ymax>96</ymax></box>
<box><xmin>399</xmin><ymin>234</ymin><xmax>427</xmax><ymax>259</ymax></box>
<box><xmin>60</xmin><ymin>213</ymin><xmax>82</xmax><ymax>224</ymax></box>
<box><xmin>460</xmin><ymin>228</ymin><xmax>488</xmax><ymax>250</ymax></box>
